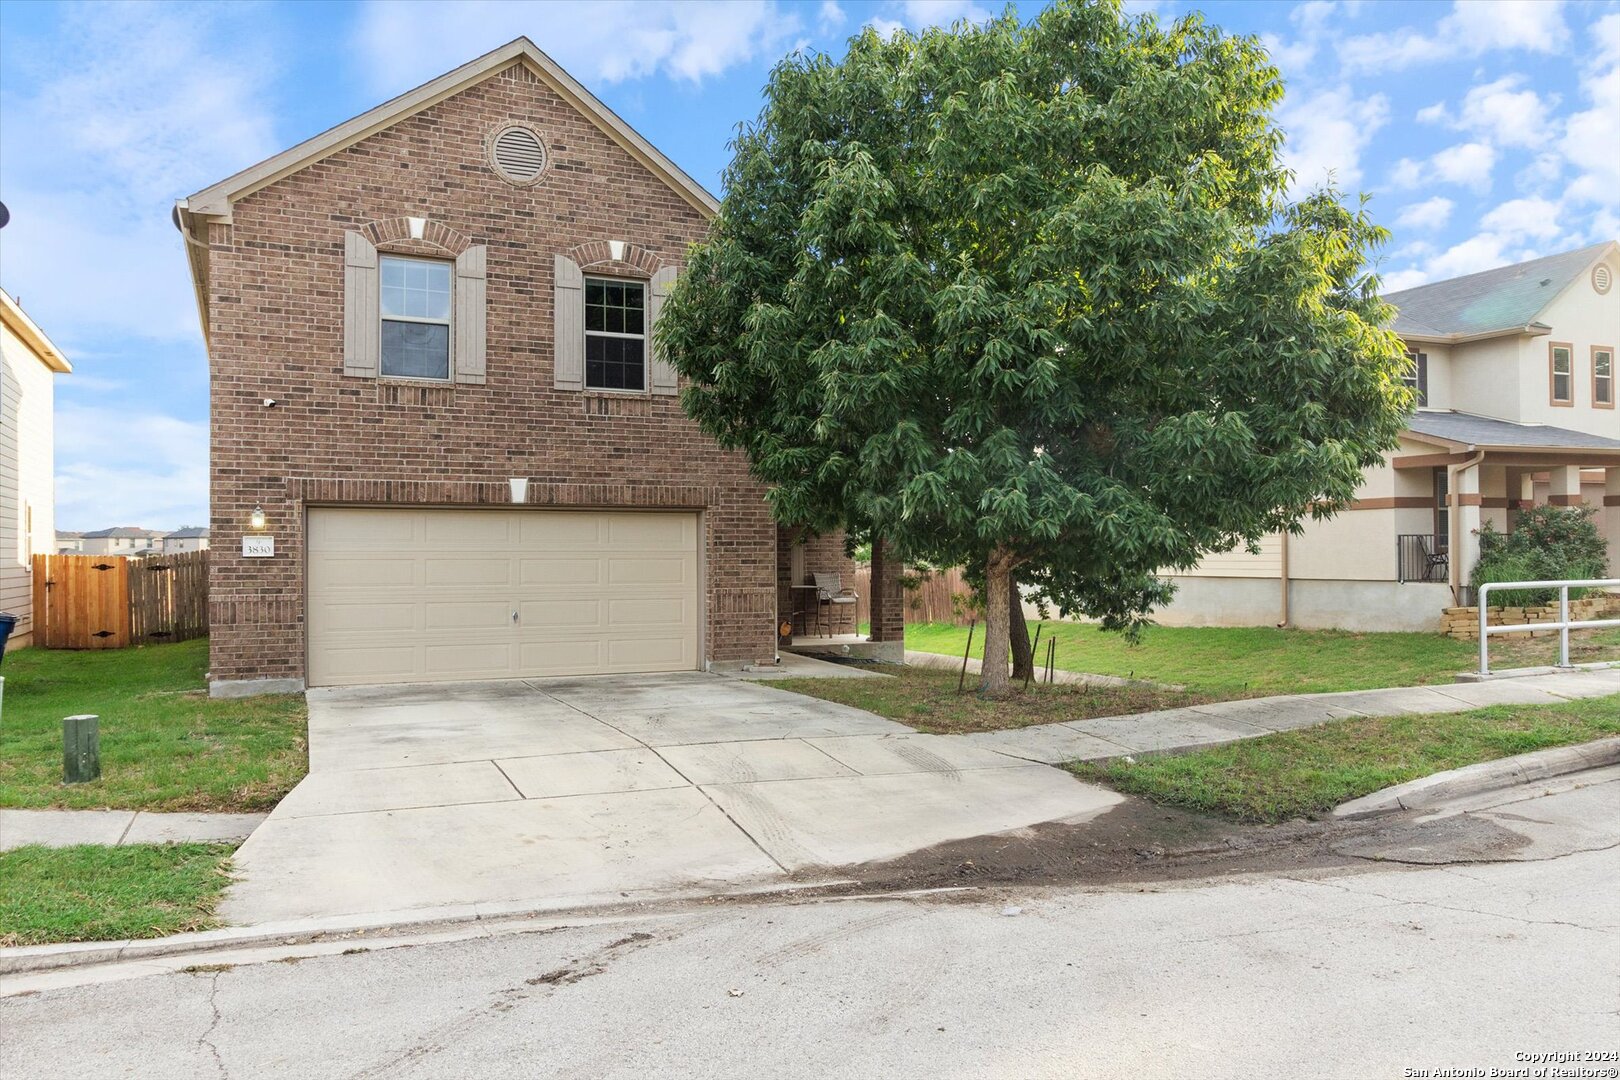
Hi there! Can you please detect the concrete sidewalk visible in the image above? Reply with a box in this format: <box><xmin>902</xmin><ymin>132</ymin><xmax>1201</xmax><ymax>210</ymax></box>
<box><xmin>953</xmin><ymin>665</ymin><xmax>1620</xmax><ymax>764</ymax></box>
<box><xmin>0</xmin><ymin>809</ymin><xmax>266</xmax><ymax>851</ymax></box>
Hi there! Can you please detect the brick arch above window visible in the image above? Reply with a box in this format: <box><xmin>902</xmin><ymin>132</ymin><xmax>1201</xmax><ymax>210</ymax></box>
<box><xmin>564</xmin><ymin>240</ymin><xmax>667</xmax><ymax>277</ymax></box>
<box><xmin>360</xmin><ymin>216</ymin><xmax>475</xmax><ymax>257</ymax></box>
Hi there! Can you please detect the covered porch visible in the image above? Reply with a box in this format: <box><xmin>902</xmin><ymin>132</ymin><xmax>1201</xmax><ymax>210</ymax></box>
<box><xmin>1395</xmin><ymin>412</ymin><xmax>1620</xmax><ymax>604</ymax></box>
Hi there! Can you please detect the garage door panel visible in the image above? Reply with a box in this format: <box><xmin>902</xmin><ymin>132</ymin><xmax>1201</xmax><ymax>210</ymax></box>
<box><xmin>424</xmin><ymin>600</ymin><xmax>514</xmax><ymax>631</ymax></box>
<box><xmin>307</xmin><ymin>508</ymin><xmax>700</xmax><ymax>687</ymax></box>
<box><xmin>517</xmin><ymin>558</ymin><xmax>603</xmax><ymax>586</ymax></box>
<box><xmin>424</xmin><ymin>558</ymin><xmax>513</xmax><ymax>586</ymax></box>
<box><xmin>518</xmin><ymin>599</ymin><xmax>602</xmax><ymax>628</ymax></box>
<box><xmin>517</xmin><ymin>514</ymin><xmax>605</xmax><ymax>546</ymax></box>
<box><xmin>310</xmin><ymin>557</ymin><xmax>417</xmax><ymax>590</ymax></box>
<box><xmin>318</xmin><ymin>602</ymin><xmax>417</xmax><ymax>633</ymax></box>
<box><xmin>607</xmin><ymin>557</ymin><xmax>689</xmax><ymax>585</ymax></box>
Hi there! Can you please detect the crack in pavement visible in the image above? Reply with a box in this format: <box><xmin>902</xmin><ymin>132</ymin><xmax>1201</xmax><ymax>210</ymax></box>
<box><xmin>1281</xmin><ymin>874</ymin><xmax>1616</xmax><ymax>936</ymax></box>
<box><xmin>196</xmin><ymin>969</ymin><xmax>228</xmax><ymax>1080</ymax></box>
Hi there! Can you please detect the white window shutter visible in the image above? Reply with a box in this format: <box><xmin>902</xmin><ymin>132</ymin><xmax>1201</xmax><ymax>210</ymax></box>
<box><xmin>454</xmin><ymin>245</ymin><xmax>487</xmax><ymax>385</ymax></box>
<box><xmin>648</xmin><ymin>265</ymin><xmax>678</xmax><ymax>396</ymax></box>
<box><xmin>554</xmin><ymin>254</ymin><xmax>584</xmax><ymax>391</ymax></box>
<box><xmin>343</xmin><ymin>231</ymin><xmax>379</xmax><ymax>378</ymax></box>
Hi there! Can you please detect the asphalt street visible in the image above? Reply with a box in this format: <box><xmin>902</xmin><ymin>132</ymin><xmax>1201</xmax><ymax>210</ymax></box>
<box><xmin>4</xmin><ymin>769</ymin><xmax>1617</xmax><ymax>1080</ymax></box>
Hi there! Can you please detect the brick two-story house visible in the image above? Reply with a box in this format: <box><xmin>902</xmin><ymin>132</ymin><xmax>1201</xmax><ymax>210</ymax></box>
<box><xmin>177</xmin><ymin>39</ymin><xmax>901</xmax><ymax>697</ymax></box>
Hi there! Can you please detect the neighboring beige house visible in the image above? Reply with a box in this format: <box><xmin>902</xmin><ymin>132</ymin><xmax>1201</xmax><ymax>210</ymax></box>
<box><xmin>78</xmin><ymin>527</ymin><xmax>166</xmax><ymax>556</ymax></box>
<box><xmin>56</xmin><ymin>529</ymin><xmax>84</xmax><ymax>553</ymax></box>
<box><xmin>1</xmin><ymin>289</ymin><xmax>71</xmax><ymax>650</ymax></box>
<box><xmin>1162</xmin><ymin>241</ymin><xmax>1620</xmax><ymax>632</ymax></box>
<box><xmin>162</xmin><ymin>526</ymin><xmax>209</xmax><ymax>553</ymax></box>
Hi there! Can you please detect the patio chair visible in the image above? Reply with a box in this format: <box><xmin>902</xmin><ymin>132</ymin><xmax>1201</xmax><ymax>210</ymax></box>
<box><xmin>1422</xmin><ymin>535</ymin><xmax>1449</xmax><ymax>583</ymax></box>
<box><xmin>812</xmin><ymin>572</ymin><xmax>859</xmax><ymax>636</ymax></box>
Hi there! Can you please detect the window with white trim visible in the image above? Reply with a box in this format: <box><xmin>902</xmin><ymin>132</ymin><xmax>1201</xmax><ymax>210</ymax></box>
<box><xmin>1402</xmin><ymin>349</ymin><xmax>1428</xmax><ymax>407</ymax></box>
<box><xmin>1550</xmin><ymin>342</ymin><xmax>1574</xmax><ymax>405</ymax></box>
<box><xmin>1596</xmin><ymin>346</ymin><xmax>1615</xmax><ymax>408</ymax></box>
<box><xmin>380</xmin><ymin>255</ymin><xmax>452</xmax><ymax>380</ymax></box>
<box><xmin>584</xmin><ymin>278</ymin><xmax>646</xmax><ymax>391</ymax></box>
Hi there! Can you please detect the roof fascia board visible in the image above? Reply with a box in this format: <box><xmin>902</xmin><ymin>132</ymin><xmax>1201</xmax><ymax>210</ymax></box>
<box><xmin>185</xmin><ymin>39</ymin><xmax>718</xmax><ymax>220</ymax></box>
<box><xmin>0</xmin><ymin>291</ymin><xmax>72</xmax><ymax>373</ymax></box>
<box><xmin>1400</xmin><ymin>324</ymin><xmax>1554</xmax><ymax>346</ymax></box>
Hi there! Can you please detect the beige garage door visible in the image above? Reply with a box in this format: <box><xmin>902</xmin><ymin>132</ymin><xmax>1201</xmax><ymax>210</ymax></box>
<box><xmin>306</xmin><ymin>508</ymin><xmax>700</xmax><ymax>687</ymax></box>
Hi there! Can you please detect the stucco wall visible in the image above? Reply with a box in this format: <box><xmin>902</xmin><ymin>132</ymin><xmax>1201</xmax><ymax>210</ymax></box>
<box><xmin>1158</xmin><ymin>575</ymin><xmax>1449</xmax><ymax>632</ymax></box>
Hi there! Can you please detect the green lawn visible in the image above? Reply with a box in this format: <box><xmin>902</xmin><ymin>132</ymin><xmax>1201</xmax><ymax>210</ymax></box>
<box><xmin>1070</xmin><ymin>693</ymin><xmax>1620</xmax><ymax>823</ymax></box>
<box><xmin>905</xmin><ymin>621</ymin><xmax>1620</xmax><ymax>697</ymax></box>
<box><xmin>776</xmin><ymin>665</ymin><xmax>1209</xmax><ymax>734</ymax></box>
<box><xmin>0</xmin><ymin>639</ymin><xmax>307</xmax><ymax>812</ymax></box>
<box><xmin>0</xmin><ymin>843</ymin><xmax>234</xmax><ymax>946</ymax></box>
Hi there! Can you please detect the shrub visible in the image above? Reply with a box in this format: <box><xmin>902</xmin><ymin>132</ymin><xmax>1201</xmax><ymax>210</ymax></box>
<box><xmin>1471</xmin><ymin>505</ymin><xmax>1610</xmax><ymax>605</ymax></box>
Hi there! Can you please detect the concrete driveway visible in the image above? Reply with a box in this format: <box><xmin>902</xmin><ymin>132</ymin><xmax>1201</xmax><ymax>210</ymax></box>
<box><xmin>222</xmin><ymin>673</ymin><xmax>1119</xmax><ymax>925</ymax></box>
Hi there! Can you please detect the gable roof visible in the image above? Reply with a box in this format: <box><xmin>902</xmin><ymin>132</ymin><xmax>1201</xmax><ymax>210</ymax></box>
<box><xmin>0</xmin><ymin>289</ymin><xmax>72</xmax><ymax>373</ymax></box>
<box><xmin>1386</xmin><ymin>241</ymin><xmax>1616</xmax><ymax>341</ymax></box>
<box><xmin>180</xmin><ymin>38</ymin><xmax>718</xmax><ymax>220</ymax></box>
<box><xmin>166</xmin><ymin>526</ymin><xmax>210</xmax><ymax>538</ymax></box>
<box><xmin>174</xmin><ymin>38</ymin><xmax>719</xmax><ymax>345</ymax></box>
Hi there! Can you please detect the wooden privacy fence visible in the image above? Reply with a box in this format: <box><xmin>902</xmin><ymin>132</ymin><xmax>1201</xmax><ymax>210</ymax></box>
<box><xmin>33</xmin><ymin>551</ymin><xmax>209</xmax><ymax>649</ymax></box>
<box><xmin>854</xmin><ymin>564</ymin><xmax>976</xmax><ymax>627</ymax></box>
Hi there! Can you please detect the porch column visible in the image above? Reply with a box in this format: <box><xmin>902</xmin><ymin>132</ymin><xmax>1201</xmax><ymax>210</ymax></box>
<box><xmin>867</xmin><ymin>538</ymin><xmax>905</xmax><ymax>659</ymax></box>
<box><xmin>1480</xmin><ymin>464</ymin><xmax>1509</xmax><ymax>536</ymax></box>
<box><xmin>1606</xmin><ymin>469</ymin><xmax>1620</xmax><ymax>571</ymax></box>
<box><xmin>1452</xmin><ymin>462</ymin><xmax>1482</xmax><ymax>602</ymax></box>
<box><xmin>1548</xmin><ymin>465</ymin><xmax>1584</xmax><ymax>506</ymax></box>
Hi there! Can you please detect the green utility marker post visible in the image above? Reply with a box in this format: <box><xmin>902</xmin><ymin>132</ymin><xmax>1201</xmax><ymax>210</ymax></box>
<box><xmin>64</xmin><ymin>714</ymin><xmax>100</xmax><ymax>784</ymax></box>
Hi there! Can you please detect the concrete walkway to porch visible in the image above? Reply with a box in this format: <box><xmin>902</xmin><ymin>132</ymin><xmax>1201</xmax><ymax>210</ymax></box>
<box><xmin>951</xmin><ymin>665</ymin><xmax>1620</xmax><ymax>764</ymax></box>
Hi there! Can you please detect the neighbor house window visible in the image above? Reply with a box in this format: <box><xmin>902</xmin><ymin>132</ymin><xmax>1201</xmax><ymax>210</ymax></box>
<box><xmin>584</xmin><ymin>278</ymin><xmax>646</xmax><ymax>391</ymax></box>
<box><xmin>1402</xmin><ymin>349</ymin><xmax>1428</xmax><ymax>407</ymax></box>
<box><xmin>380</xmin><ymin>255</ymin><xmax>452</xmax><ymax>380</ymax></box>
<box><xmin>1550</xmin><ymin>342</ymin><xmax>1574</xmax><ymax>406</ymax></box>
<box><xmin>1595</xmin><ymin>346</ymin><xmax>1614</xmax><ymax>409</ymax></box>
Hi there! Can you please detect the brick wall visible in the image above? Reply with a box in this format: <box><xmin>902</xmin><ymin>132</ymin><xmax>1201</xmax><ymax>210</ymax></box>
<box><xmin>206</xmin><ymin>62</ymin><xmax>777</xmax><ymax>684</ymax></box>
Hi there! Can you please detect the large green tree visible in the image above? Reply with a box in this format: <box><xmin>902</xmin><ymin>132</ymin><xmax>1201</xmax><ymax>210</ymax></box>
<box><xmin>658</xmin><ymin>0</ymin><xmax>1413</xmax><ymax>694</ymax></box>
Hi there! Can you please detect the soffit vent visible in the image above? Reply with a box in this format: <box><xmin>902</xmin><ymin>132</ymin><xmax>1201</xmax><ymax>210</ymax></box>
<box><xmin>1595</xmin><ymin>263</ymin><xmax>1613</xmax><ymax>295</ymax></box>
<box><xmin>490</xmin><ymin>124</ymin><xmax>547</xmax><ymax>187</ymax></box>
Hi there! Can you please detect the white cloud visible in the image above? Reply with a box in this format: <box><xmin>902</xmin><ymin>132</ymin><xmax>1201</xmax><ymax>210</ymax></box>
<box><xmin>355</xmin><ymin>1</ymin><xmax>800</xmax><ymax>94</ymax></box>
<box><xmin>1260</xmin><ymin>32</ymin><xmax>1317</xmax><ymax>72</ymax></box>
<box><xmin>1389</xmin><ymin>157</ymin><xmax>1426</xmax><ymax>189</ymax></box>
<box><xmin>1430</xmin><ymin>141</ymin><xmax>1497</xmax><ymax>191</ymax></box>
<box><xmin>1452</xmin><ymin>76</ymin><xmax>1557</xmax><ymax>149</ymax></box>
<box><xmin>1415</xmin><ymin>102</ymin><xmax>1448</xmax><ymax>125</ymax></box>
<box><xmin>900</xmin><ymin>0</ymin><xmax>993</xmax><ymax>25</ymax></box>
<box><xmin>1381</xmin><ymin>267</ymin><xmax>1432</xmax><ymax>292</ymax></box>
<box><xmin>1395</xmin><ymin>197</ymin><xmax>1454</xmax><ymax>231</ymax></box>
<box><xmin>819</xmin><ymin>0</ymin><xmax>846</xmax><ymax>31</ymax></box>
<box><xmin>1559</xmin><ymin>13</ymin><xmax>1620</xmax><ymax>208</ymax></box>
<box><xmin>0</xmin><ymin>4</ymin><xmax>279</xmax><ymax>343</ymax></box>
<box><xmin>55</xmin><ymin>406</ymin><xmax>210</xmax><ymax>530</ymax></box>
<box><xmin>1341</xmin><ymin>0</ymin><xmax>1570</xmax><ymax>74</ymax></box>
<box><xmin>1480</xmin><ymin>196</ymin><xmax>1562</xmax><ymax>242</ymax></box>
<box><xmin>1277</xmin><ymin>86</ymin><xmax>1390</xmax><ymax>194</ymax></box>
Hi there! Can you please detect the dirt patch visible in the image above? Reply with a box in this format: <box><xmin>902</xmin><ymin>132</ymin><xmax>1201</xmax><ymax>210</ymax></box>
<box><xmin>762</xmin><ymin>796</ymin><xmax>1503</xmax><ymax>898</ymax></box>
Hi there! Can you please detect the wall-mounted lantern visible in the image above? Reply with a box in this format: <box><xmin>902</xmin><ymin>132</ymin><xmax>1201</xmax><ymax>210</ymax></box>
<box><xmin>249</xmin><ymin>504</ymin><xmax>267</xmax><ymax>531</ymax></box>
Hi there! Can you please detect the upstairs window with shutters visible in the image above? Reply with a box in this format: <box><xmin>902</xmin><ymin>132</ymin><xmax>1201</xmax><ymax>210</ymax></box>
<box><xmin>380</xmin><ymin>256</ymin><xmax>452</xmax><ymax>380</ymax></box>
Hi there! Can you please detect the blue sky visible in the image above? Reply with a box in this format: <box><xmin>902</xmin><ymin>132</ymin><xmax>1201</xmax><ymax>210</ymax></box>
<box><xmin>1</xmin><ymin>0</ymin><xmax>1616</xmax><ymax>530</ymax></box>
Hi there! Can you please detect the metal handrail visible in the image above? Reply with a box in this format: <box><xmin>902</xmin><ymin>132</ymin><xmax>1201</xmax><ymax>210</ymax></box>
<box><xmin>1476</xmin><ymin>578</ymin><xmax>1620</xmax><ymax>675</ymax></box>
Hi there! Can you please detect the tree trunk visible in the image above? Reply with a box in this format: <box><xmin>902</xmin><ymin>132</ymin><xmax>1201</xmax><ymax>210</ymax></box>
<box><xmin>979</xmin><ymin>548</ymin><xmax>1015</xmax><ymax>698</ymax></box>
<box><xmin>1008</xmin><ymin>570</ymin><xmax>1033</xmax><ymax>683</ymax></box>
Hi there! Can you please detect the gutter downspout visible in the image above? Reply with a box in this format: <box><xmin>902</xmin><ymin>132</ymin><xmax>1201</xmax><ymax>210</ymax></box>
<box><xmin>1447</xmin><ymin>451</ymin><xmax>1486</xmax><ymax>605</ymax></box>
<box><xmin>1277</xmin><ymin>531</ymin><xmax>1290</xmax><ymax>628</ymax></box>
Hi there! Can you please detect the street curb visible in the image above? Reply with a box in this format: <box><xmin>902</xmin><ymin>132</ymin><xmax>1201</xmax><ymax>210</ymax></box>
<box><xmin>1332</xmin><ymin>736</ymin><xmax>1620</xmax><ymax>818</ymax></box>
<box><xmin>0</xmin><ymin>877</ymin><xmax>853</xmax><ymax>979</ymax></box>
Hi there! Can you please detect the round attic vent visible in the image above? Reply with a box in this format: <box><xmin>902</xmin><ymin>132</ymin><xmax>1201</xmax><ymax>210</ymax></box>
<box><xmin>1595</xmin><ymin>263</ymin><xmax>1613</xmax><ymax>295</ymax></box>
<box><xmin>489</xmin><ymin>124</ymin><xmax>547</xmax><ymax>186</ymax></box>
